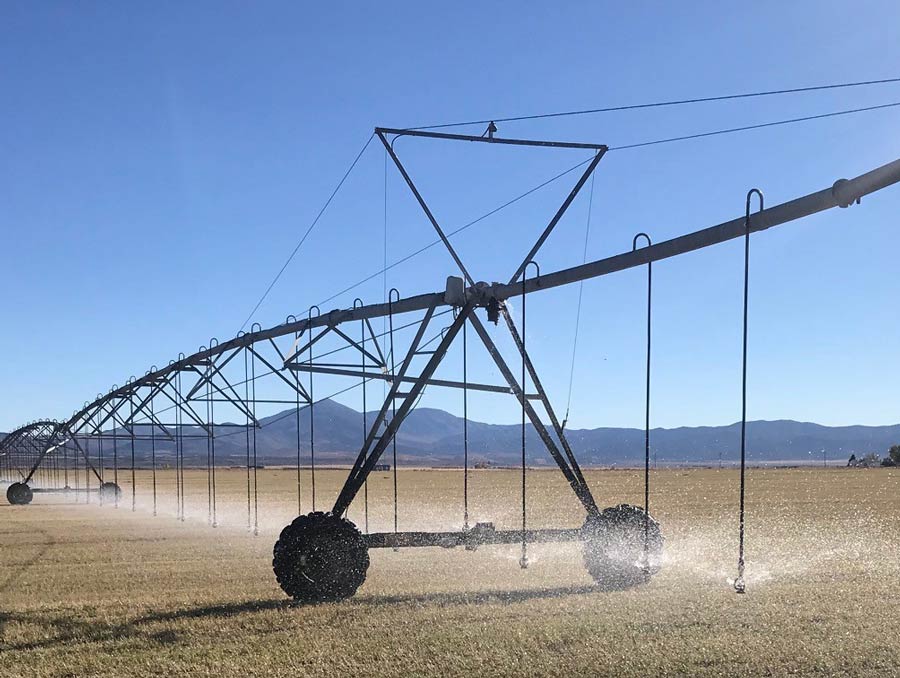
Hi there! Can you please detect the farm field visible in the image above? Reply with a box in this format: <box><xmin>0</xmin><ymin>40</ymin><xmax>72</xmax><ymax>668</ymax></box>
<box><xmin>1</xmin><ymin>467</ymin><xmax>898</xmax><ymax>677</ymax></box>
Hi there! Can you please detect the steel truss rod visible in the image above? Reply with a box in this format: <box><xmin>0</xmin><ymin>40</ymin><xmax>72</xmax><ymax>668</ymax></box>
<box><xmin>286</xmin><ymin>363</ymin><xmax>515</xmax><ymax>395</ymax></box>
<box><xmin>245</xmin><ymin>345</ymin><xmax>311</xmax><ymax>404</ymax></box>
<box><xmin>366</xmin><ymin>527</ymin><xmax>583</xmax><ymax>549</ymax></box>
<box><xmin>52</xmin><ymin>156</ymin><xmax>900</xmax><ymax>442</ymax></box>
<box><xmin>377</xmin><ymin>130</ymin><xmax>475</xmax><ymax>288</ymax></box>
<box><xmin>332</xmin><ymin>302</ymin><xmax>473</xmax><ymax>515</ymax></box>
<box><xmin>329</xmin><ymin>326</ymin><xmax>386</xmax><ymax>368</ymax></box>
<box><xmin>508</xmin><ymin>149</ymin><xmax>605</xmax><ymax>284</ymax></box>
<box><xmin>187</xmin><ymin>363</ymin><xmax>258</xmax><ymax>425</ymax></box>
<box><xmin>154</xmin><ymin>381</ymin><xmax>212</xmax><ymax>433</ymax></box>
<box><xmin>23</xmin><ymin>425</ymin><xmax>102</xmax><ymax>484</ymax></box>
<box><xmin>496</xmin><ymin>158</ymin><xmax>900</xmax><ymax>300</ymax></box>
<box><xmin>90</xmin><ymin>396</ymin><xmax>133</xmax><ymax>435</ymax></box>
<box><xmin>376</xmin><ymin>127</ymin><xmax>608</xmax><ymax>151</ymax></box>
<box><xmin>500</xmin><ymin>308</ymin><xmax>590</xmax><ymax>491</ymax></box>
<box><xmin>185</xmin><ymin>347</ymin><xmax>243</xmax><ymax>399</ymax></box>
<box><xmin>284</xmin><ymin>327</ymin><xmax>330</xmax><ymax>365</ymax></box>
<box><xmin>333</xmin><ymin>303</ymin><xmax>443</xmax><ymax>511</ymax></box>
<box><xmin>19</xmin><ymin>423</ymin><xmax>65</xmax><ymax>484</ymax></box>
<box><xmin>132</xmin><ymin>398</ymin><xmax>176</xmax><ymax>443</ymax></box>
<box><xmin>468</xmin><ymin>312</ymin><xmax>599</xmax><ymax>516</ymax></box>
<box><xmin>98</xmin><ymin>399</ymin><xmax>136</xmax><ymax>436</ymax></box>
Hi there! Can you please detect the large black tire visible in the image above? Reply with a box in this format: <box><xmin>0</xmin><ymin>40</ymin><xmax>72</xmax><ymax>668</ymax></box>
<box><xmin>7</xmin><ymin>482</ymin><xmax>33</xmax><ymax>505</ymax></box>
<box><xmin>273</xmin><ymin>512</ymin><xmax>369</xmax><ymax>603</ymax></box>
<box><xmin>582</xmin><ymin>504</ymin><xmax>663</xmax><ymax>590</ymax></box>
<box><xmin>99</xmin><ymin>482</ymin><xmax>122</xmax><ymax>503</ymax></box>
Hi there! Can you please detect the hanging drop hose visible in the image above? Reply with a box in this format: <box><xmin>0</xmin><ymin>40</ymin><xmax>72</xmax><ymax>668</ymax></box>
<box><xmin>308</xmin><ymin>307</ymin><xmax>320</xmax><ymax>512</ymax></box>
<box><xmin>74</xmin><ymin>440</ymin><xmax>80</xmax><ymax>500</ymax></box>
<box><xmin>563</xmin><ymin>172</ymin><xmax>596</xmax><ymax>431</ymax></box>
<box><xmin>633</xmin><ymin>233</ymin><xmax>653</xmax><ymax>573</ymax></box>
<box><xmin>176</xmin><ymin>369</ymin><xmax>185</xmax><ymax>521</ymax></box>
<box><xmin>129</xmin><ymin>400</ymin><xmax>136</xmax><ymax>511</ymax></box>
<box><xmin>150</xmin><ymin>394</ymin><xmax>158</xmax><ymax>517</ymax></box>
<box><xmin>211</xmin><ymin>381</ymin><xmax>217</xmax><ymax>527</ymax></box>
<box><xmin>205</xmin><ymin>374</ymin><xmax>213</xmax><ymax>526</ymax></box>
<box><xmin>356</xmin><ymin>300</ymin><xmax>369</xmax><ymax>534</ymax></box>
<box><xmin>112</xmin><ymin>416</ymin><xmax>118</xmax><ymax>507</ymax></box>
<box><xmin>736</xmin><ymin>189</ymin><xmax>763</xmax><ymax>594</ymax></box>
<box><xmin>388</xmin><ymin>289</ymin><xmax>400</xmax><ymax>543</ymax></box>
<box><xmin>97</xmin><ymin>419</ymin><xmax>104</xmax><ymax>505</ymax></box>
<box><xmin>520</xmin><ymin>262</ymin><xmax>539</xmax><ymax>569</ymax></box>
<box><xmin>244</xmin><ymin>348</ymin><xmax>252</xmax><ymax>529</ymax></box>
<box><xmin>462</xmin><ymin>314</ymin><xmax>469</xmax><ymax>531</ymax></box>
<box><xmin>250</xmin><ymin>332</ymin><xmax>260</xmax><ymax>535</ymax></box>
<box><xmin>176</xmin><ymin>372</ymin><xmax>187</xmax><ymax>522</ymax></box>
<box><xmin>288</xmin><ymin>319</ymin><xmax>302</xmax><ymax>516</ymax></box>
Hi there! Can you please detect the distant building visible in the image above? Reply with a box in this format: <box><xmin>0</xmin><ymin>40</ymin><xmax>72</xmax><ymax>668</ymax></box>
<box><xmin>373</xmin><ymin>463</ymin><xmax>390</xmax><ymax>471</ymax></box>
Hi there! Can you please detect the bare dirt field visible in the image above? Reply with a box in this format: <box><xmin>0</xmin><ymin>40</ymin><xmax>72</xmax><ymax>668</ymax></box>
<box><xmin>1</xmin><ymin>467</ymin><xmax>898</xmax><ymax>677</ymax></box>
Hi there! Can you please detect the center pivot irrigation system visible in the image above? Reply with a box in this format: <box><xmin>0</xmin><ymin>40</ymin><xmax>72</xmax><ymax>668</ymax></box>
<box><xmin>3</xmin><ymin>123</ymin><xmax>900</xmax><ymax>603</ymax></box>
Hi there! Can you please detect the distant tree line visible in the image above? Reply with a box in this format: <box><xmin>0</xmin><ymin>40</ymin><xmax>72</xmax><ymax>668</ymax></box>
<box><xmin>847</xmin><ymin>445</ymin><xmax>900</xmax><ymax>467</ymax></box>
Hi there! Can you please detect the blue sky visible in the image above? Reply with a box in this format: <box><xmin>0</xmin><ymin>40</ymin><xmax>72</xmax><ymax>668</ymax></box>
<box><xmin>2</xmin><ymin>1</ymin><xmax>900</xmax><ymax>432</ymax></box>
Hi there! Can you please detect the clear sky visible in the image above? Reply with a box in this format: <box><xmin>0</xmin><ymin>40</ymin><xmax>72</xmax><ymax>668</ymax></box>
<box><xmin>2</xmin><ymin>1</ymin><xmax>900</xmax><ymax>432</ymax></box>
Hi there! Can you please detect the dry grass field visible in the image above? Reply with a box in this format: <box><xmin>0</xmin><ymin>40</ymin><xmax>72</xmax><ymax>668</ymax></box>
<box><xmin>1</xmin><ymin>467</ymin><xmax>898</xmax><ymax>677</ymax></box>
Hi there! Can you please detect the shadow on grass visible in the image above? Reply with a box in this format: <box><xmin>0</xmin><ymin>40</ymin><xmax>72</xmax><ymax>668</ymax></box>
<box><xmin>0</xmin><ymin>527</ymin><xmax>55</xmax><ymax>596</ymax></box>
<box><xmin>0</xmin><ymin>600</ymin><xmax>292</xmax><ymax>652</ymax></box>
<box><xmin>0</xmin><ymin>585</ymin><xmax>601</xmax><ymax>653</ymax></box>
<box><xmin>353</xmin><ymin>584</ymin><xmax>599</xmax><ymax>607</ymax></box>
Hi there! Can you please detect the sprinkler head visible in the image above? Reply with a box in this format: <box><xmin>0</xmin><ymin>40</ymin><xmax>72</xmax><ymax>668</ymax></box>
<box><xmin>638</xmin><ymin>553</ymin><xmax>651</xmax><ymax>576</ymax></box>
<box><xmin>486</xmin><ymin>298</ymin><xmax>500</xmax><ymax>324</ymax></box>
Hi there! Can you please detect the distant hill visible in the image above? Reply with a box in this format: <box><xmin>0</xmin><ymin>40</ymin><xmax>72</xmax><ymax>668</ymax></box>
<box><xmin>93</xmin><ymin>399</ymin><xmax>900</xmax><ymax>468</ymax></box>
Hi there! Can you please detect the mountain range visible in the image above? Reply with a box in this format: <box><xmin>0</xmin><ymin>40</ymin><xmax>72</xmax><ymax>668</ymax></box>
<box><xmin>90</xmin><ymin>399</ymin><xmax>900</xmax><ymax>468</ymax></box>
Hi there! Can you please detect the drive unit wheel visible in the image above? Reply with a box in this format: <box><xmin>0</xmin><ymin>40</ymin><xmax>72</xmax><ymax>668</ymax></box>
<box><xmin>273</xmin><ymin>511</ymin><xmax>369</xmax><ymax>603</ymax></box>
<box><xmin>582</xmin><ymin>503</ymin><xmax>663</xmax><ymax>590</ymax></box>
<box><xmin>7</xmin><ymin>482</ymin><xmax>34</xmax><ymax>505</ymax></box>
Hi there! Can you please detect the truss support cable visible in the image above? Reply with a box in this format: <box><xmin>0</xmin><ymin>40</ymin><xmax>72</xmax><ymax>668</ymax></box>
<box><xmin>735</xmin><ymin>189</ymin><xmax>763</xmax><ymax>594</ymax></box>
<box><xmin>378</xmin><ymin>132</ymin><xmax>475</xmax><ymax>288</ymax></box>
<box><xmin>563</xmin><ymin>172</ymin><xmax>596</xmax><ymax>430</ymax></box>
<box><xmin>317</xmin><ymin>154</ymin><xmax>596</xmax><ymax>310</ymax></box>
<box><xmin>633</xmin><ymin>233</ymin><xmax>653</xmax><ymax>571</ymax></box>
<box><xmin>407</xmin><ymin>76</ymin><xmax>900</xmax><ymax>130</ymax></box>
<box><xmin>609</xmin><ymin>101</ymin><xmax>900</xmax><ymax>152</ymax></box>
<box><xmin>238</xmin><ymin>133</ymin><xmax>374</xmax><ymax>332</ymax></box>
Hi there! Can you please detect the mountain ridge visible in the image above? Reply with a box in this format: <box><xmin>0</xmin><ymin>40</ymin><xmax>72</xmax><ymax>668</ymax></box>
<box><xmin>93</xmin><ymin>399</ymin><xmax>900</xmax><ymax>467</ymax></box>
